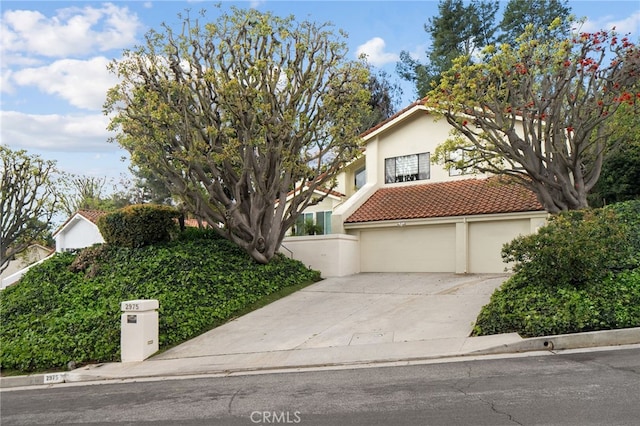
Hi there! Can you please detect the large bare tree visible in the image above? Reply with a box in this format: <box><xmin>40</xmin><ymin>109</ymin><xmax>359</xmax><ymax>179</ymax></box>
<box><xmin>1</xmin><ymin>147</ymin><xmax>60</xmax><ymax>273</ymax></box>
<box><xmin>104</xmin><ymin>7</ymin><xmax>371</xmax><ymax>263</ymax></box>
<box><xmin>427</xmin><ymin>20</ymin><xmax>640</xmax><ymax>213</ymax></box>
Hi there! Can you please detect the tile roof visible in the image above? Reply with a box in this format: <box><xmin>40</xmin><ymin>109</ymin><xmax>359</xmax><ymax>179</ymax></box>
<box><xmin>285</xmin><ymin>185</ymin><xmax>345</xmax><ymax>200</ymax></box>
<box><xmin>53</xmin><ymin>209</ymin><xmax>107</xmax><ymax>236</ymax></box>
<box><xmin>77</xmin><ymin>209</ymin><xmax>107</xmax><ymax>224</ymax></box>
<box><xmin>345</xmin><ymin>177</ymin><xmax>544</xmax><ymax>223</ymax></box>
<box><xmin>182</xmin><ymin>218</ymin><xmax>213</xmax><ymax>228</ymax></box>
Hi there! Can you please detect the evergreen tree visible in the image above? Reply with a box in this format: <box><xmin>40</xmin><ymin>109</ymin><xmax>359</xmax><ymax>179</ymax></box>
<box><xmin>498</xmin><ymin>0</ymin><xmax>572</xmax><ymax>43</ymax></box>
<box><xmin>397</xmin><ymin>0</ymin><xmax>499</xmax><ymax>97</ymax></box>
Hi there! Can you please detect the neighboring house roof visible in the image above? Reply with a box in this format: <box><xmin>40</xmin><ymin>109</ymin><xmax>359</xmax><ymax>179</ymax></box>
<box><xmin>77</xmin><ymin>209</ymin><xmax>107</xmax><ymax>224</ymax></box>
<box><xmin>53</xmin><ymin>209</ymin><xmax>107</xmax><ymax>236</ymax></box>
<box><xmin>309</xmin><ymin>187</ymin><xmax>345</xmax><ymax>199</ymax></box>
<box><xmin>23</xmin><ymin>243</ymin><xmax>54</xmax><ymax>254</ymax></box>
<box><xmin>183</xmin><ymin>218</ymin><xmax>215</xmax><ymax>228</ymax></box>
<box><xmin>345</xmin><ymin>177</ymin><xmax>543</xmax><ymax>223</ymax></box>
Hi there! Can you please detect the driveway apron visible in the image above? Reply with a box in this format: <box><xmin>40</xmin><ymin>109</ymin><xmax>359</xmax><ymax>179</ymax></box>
<box><xmin>154</xmin><ymin>273</ymin><xmax>509</xmax><ymax>361</ymax></box>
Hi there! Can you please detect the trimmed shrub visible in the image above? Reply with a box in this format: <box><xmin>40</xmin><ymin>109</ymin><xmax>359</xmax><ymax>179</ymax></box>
<box><xmin>501</xmin><ymin>200</ymin><xmax>640</xmax><ymax>288</ymax></box>
<box><xmin>474</xmin><ymin>200</ymin><xmax>640</xmax><ymax>337</ymax></box>
<box><xmin>97</xmin><ymin>204</ymin><xmax>179</xmax><ymax>248</ymax></box>
<box><xmin>473</xmin><ymin>269</ymin><xmax>640</xmax><ymax>337</ymax></box>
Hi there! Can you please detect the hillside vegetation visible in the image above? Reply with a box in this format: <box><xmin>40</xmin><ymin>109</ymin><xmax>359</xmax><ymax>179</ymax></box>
<box><xmin>0</xmin><ymin>228</ymin><xmax>320</xmax><ymax>373</ymax></box>
<box><xmin>474</xmin><ymin>200</ymin><xmax>640</xmax><ymax>337</ymax></box>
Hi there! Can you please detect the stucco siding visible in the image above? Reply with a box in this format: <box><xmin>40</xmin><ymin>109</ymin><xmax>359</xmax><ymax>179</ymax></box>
<box><xmin>281</xmin><ymin>234</ymin><xmax>360</xmax><ymax>277</ymax></box>
<box><xmin>300</xmin><ymin>196</ymin><xmax>339</xmax><ymax>213</ymax></box>
<box><xmin>374</xmin><ymin>113</ymin><xmax>482</xmax><ymax>185</ymax></box>
<box><xmin>359</xmin><ymin>224</ymin><xmax>456</xmax><ymax>272</ymax></box>
<box><xmin>56</xmin><ymin>219</ymin><xmax>104</xmax><ymax>252</ymax></box>
<box><xmin>467</xmin><ymin>219</ymin><xmax>530</xmax><ymax>273</ymax></box>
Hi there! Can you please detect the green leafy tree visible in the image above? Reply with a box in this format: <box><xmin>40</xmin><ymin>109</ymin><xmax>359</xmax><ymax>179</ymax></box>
<box><xmin>358</xmin><ymin>69</ymin><xmax>403</xmax><ymax>133</ymax></box>
<box><xmin>104</xmin><ymin>7</ymin><xmax>370</xmax><ymax>263</ymax></box>
<box><xmin>427</xmin><ymin>20</ymin><xmax>640</xmax><ymax>213</ymax></box>
<box><xmin>129</xmin><ymin>166</ymin><xmax>173</xmax><ymax>205</ymax></box>
<box><xmin>59</xmin><ymin>175</ymin><xmax>109</xmax><ymax>216</ymax></box>
<box><xmin>59</xmin><ymin>174</ymin><xmax>139</xmax><ymax>215</ymax></box>
<box><xmin>397</xmin><ymin>0</ymin><xmax>499</xmax><ymax>97</ymax></box>
<box><xmin>589</xmin><ymin>102</ymin><xmax>640</xmax><ymax>206</ymax></box>
<box><xmin>1</xmin><ymin>147</ymin><xmax>60</xmax><ymax>273</ymax></box>
<box><xmin>498</xmin><ymin>0</ymin><xmax>572</xmax><ymax>44</ymax></box>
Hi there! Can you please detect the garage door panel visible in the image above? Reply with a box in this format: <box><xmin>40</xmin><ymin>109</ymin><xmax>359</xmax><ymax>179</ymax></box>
<box><xmin>360</xmin><ymin>225</ymin><xmax>456</xmax><ymax>272</ymax></box>
<box><xmin>468</xmin><ymin>220</ymin><xmax>529</xmax><ymax>273</ymax></box>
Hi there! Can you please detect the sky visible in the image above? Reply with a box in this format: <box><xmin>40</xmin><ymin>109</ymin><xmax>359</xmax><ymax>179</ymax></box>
<box><xmin>2</xmin><ymin>0</ymin><xmax>639</xmax><ymax>190</ymax></box>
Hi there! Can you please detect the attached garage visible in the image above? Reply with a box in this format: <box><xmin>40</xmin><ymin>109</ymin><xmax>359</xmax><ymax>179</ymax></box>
<box><xmin>344</xmin><ymin>178</ymin><xmax>548</xmax><ymax>275</ymax></box>
<box><xmin>359</xmin><ymin>224</ymin><xmax>456</xmax><ymax>272</ymax></box>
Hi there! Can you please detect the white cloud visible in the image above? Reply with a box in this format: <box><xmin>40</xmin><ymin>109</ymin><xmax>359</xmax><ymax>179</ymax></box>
<box><xmin>1</xmin><ymin>111</ymin><xmax>114</xmax><ymax>152</ymax></box>
<box><xmin>581</xmin><ymin>11</ymin><xmax>640</xmax><ymax>35</ymax></box>
<box><xmin>11</xmin><ymin>57</ymin><xmax>118</xmax><ymax>111</ymax></box>
<box><xmin>408</xmin><ymin>43</ymin><xmax>428</xmax><ymax>62</ymax></box>
<box><xmin>1</xmin><ymin>68</ymin><xmax>14</xmax><ymax>94</ymax></box>
<box><xmin>356</xmin><ymin>37</ymin><xmax>399</xmax><ymax>67</ymax></box>
<box><xmin>0</xmin><ymin>3</ymin><xmax>142</xmax><ymax>58</ymax></box>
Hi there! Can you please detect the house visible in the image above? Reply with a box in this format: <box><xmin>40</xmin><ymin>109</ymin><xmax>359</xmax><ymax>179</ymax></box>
<box><xmin>53</xmin><ymin>209</ymin><xmax>107</xmax><ymax>252</ymax></box>
<box><xmin>281</xmin><ymin>100</ymin><xmax>548</xmax><ymax>276</ymax></box>
<box><xmin>0</xmin><ymin>244</ymin><xmax>54</xmax><ymax>289</ymax></box>
<box><xmin>1</xmin><ymin>209</ymin><xmax>106</xmax><ymax>289</ymax></box>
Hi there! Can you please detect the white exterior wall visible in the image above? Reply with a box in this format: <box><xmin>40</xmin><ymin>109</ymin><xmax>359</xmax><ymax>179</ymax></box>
<box><xmin>280</xmin><ymin>234</ymin><xmax>360</xmax><ymax>277</ymax></box>
<box><xmin>334</xmin><ymin>157</ymin><xmax>366</xmax><ymax>198</ymax></box>
<box><xmin>301</xmin><ymin>196</ymin><xmax>339</xmax><ymax>214</ymax></box>
<box><xmin>373</xmin><ymin>112</ymin><xmax>486</xmax><ymax>186</ymax></box>
<box><xmin>55</xmin><ymin>217</ymin><xmax>104</xmax><ymax>252</ymax></box>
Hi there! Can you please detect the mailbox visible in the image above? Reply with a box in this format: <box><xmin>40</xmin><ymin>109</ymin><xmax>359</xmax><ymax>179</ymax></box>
<box><xmin>120</xmin><ymin>299</ymin><xmax>159</xmax><ymax>362</ymax></box>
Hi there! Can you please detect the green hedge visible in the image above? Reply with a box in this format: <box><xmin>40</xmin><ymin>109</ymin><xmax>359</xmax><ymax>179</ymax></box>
<box><xmin>474</xmin><ymin>200</ymin><xmax>640</xmax><ymax>337</ymax></box>
<box><xmin>473</xmin><ymin>269</ymin><xmax>640</xmax><ymax>337</ymax></box>
<box><xmin>0</xmin><ymin>228</ymin><xmax>320</xmax><ymax>372</ymax></box>
<box><xmin>97</xmin><ymin>204</ymin><xmax>179</xmax><ymax>248</ymax></box>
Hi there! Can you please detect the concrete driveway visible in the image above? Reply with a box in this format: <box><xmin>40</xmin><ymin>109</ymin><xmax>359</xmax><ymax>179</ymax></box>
<box><xmin>155</xmin><ymin>273</ymin><xmax>509</xmax><ymax>360</ymax></box>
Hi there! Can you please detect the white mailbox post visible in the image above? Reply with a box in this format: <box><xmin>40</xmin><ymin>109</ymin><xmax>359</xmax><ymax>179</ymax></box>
<box><xmin>121</xmin><ymin>299</ymin><xmax>159</xmax><ymax>362</ymax></box>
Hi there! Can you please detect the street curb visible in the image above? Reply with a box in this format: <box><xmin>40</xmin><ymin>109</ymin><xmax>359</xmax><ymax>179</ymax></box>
<box><xmin>2</xmin><ymin>328</ymin><xmax>639</xmax><ymax>390</ymax></box>
<box><xmin>1</xmin><ymin>374</ymin><xmax>46</xmax><ymax>389</ymax></box>
<box><xmin>0</xmin><ymin>372</ymin><xmax>65</xmax><ymax>389</ymax></box>
<box><xmin>471</xmin><ymin>327</ymin><xmax>640</xmax><ymax>355</ymax></box>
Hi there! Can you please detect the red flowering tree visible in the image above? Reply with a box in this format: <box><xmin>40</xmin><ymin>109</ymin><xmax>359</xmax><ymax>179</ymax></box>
<box><xmin>427</xmin><ymin>18</ymin><xmax>640</xmax><ymax>213</ymax></box>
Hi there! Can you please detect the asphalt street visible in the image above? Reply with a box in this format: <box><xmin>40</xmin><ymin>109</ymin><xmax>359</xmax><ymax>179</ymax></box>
<box><xmin>2</xmin><ymin>346</ymin><xmax>639</xmax><ymax>426</ymax></box>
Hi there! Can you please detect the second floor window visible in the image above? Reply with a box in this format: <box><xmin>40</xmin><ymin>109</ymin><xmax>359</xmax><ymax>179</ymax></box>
<box><xmin>385</xmin><ymin>152</ymin><xmax>430</xmax><ymax>183</ymax></box>
<box><xmin>354</xmin><ymin>167</ymin><xmax>366</xmax><ymax>190</ymax></box>
<box><xmin>449</xmin><ymin>149</ymin><xmax>472</xmax><ymax>176</ymax></box>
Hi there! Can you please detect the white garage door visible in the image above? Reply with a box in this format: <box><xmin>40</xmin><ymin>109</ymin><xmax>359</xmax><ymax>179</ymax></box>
<box><xmin>359</xmin><ymin>224</ymin><xmax>456</xmax><ymax>272</ymax></box>
<box><xmin>468</xmin><ymin>219</ymin><xmax>530</xmax><ymax>273</ymax></box>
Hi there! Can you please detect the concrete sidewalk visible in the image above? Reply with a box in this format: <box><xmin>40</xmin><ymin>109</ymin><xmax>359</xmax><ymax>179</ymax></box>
<box><xmin>3</xmin><ymin>273</ymin><xmax>639</xmax><ymax>389</ymax></box>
